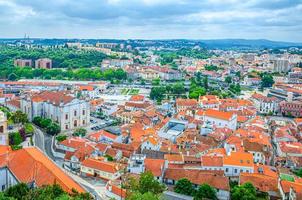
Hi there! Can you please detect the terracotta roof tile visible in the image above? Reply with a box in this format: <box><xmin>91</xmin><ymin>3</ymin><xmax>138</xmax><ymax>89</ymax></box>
<box><xmin>0</xmin><ymin>147</ymin><xmax>85</xmax><ymax>193</ymax></box>
<box><xmin>144</xmin><ymin>158</ymin><xmax>165</xmax><ymax>177</ymax></box>
<box><xmin>164</xmin><ymin>168</ymin><xmax>229</xmax><ymax>191</ymax></box>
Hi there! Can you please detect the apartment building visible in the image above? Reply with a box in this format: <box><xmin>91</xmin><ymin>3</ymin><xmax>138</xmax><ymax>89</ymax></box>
<box><xmin>35</xmin><ymin>58</ymin><xmax>52</xmax><ymax>69</ymax></box>
<box><xmin>14</xmin><ymin>59</ymin><xmax>32</xmax><ymax>67</ymax></box>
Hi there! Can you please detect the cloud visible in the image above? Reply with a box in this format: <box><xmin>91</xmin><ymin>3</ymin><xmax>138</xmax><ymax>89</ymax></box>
<box><xmin>0</xmin><ymin>0</ymin><xmax>301</xmax><ymax>42</ymax></box>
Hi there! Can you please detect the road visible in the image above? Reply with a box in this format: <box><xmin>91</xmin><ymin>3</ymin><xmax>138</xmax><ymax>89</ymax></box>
<box><xmin>34</xmin><ymin>125</ymin><xmax>45</xmax><ymax>151</ymax></box>
<box><xmin>33</xmin><ymin>125</ymin><xmax>107</xmax><ymax>200</ymax></box>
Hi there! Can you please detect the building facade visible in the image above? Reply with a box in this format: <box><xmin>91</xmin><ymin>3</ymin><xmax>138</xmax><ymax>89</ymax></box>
<box><xmin>20</xmin><ymin>91</ymin><xmax>90</xmax><ymax>131</ymax></box>
<box><xmin>0</xmin><ymin>111</ymin><xmax>8</xmax><ymax>145</ymax></box>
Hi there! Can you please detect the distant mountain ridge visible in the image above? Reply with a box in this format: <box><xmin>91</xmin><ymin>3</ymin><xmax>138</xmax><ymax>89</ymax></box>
<box><xmin>0</xmin><ymin>38</ymin><xmax>301</xmax><ymax>49</ymax></box>
<box><xmin>197</xmin><ymin>39</ymin><xmax>302</xmax><ymax>49</ymax></box>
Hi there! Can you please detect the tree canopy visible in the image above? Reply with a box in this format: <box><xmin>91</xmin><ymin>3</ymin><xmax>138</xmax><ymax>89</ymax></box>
<box><xmin>1</xmin><ymin>183</ymin><xmax>91</xmax><ymax>200</ymax></box>
<box><xmin>126</xmin><ymin>171</ymin><xmax>165</xmax><ymax>200</ymax></box>
<box><xmin>174</xmin><ymin>178</ymin><xmax>194</xmax><ymax>196</ymax></box>
<box><xmin>194</xmin><ymin>184</ymin><xmax>217</xmax><ymax>200</ymax></box>
<box><xmin>231</xmin><ymin>182</ymin><xmax>257</xmax><ymax>200</ymax></box>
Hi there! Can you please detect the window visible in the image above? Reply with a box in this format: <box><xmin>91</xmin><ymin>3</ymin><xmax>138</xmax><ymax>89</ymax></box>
<box><xmin>65</xmin><ymin>124</ymin><xmax>68</xmax><ymax>130</ymax></box>
<box><xmin>65</xmin><ymin>114</ymin><xmax>68</xmax><ymax>120</ymax></box>
<box><xmin>83</xmin><ymin>120</ymin><xmax>85</xmax><ymax>125</ymax></box>
<box><xmin>82</xmin><ymin>110</ymin><xmax>85</xmax><ymax>115</ymax></box>
<box><xmin>74</xmin><ymin>110</ymin><xmax>77</xmax><ymax>116</ymax></box>
<box><xmin>234</xmin><ymin>169</ymin><xmax>238</xmax><ymax>173</ymax></box>
<box><xmin>225</xmin><ymin>168</ymin><xmax>229</xmax><ymax>172</ymax></box>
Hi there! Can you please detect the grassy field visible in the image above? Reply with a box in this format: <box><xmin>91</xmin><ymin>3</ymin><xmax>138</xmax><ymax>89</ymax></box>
<box><xmin>121</xmin><ymin>88</ymin><xmax>139</xmax><ymax>95</ymax></box>
<box><xmin>129</xmin><ymin>89</ymin><xmax>139</xmax><ymax>95</ymax></box>
<box><xmin>280</xmin><ymin>173</ymin><xmax>294</xmax><ymax>182</ymax></box>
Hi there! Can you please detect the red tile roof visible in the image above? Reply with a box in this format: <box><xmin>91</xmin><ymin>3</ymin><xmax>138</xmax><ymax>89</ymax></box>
<box><xmin>164</xmin><ymin>168</ymin><xmax>230</xmax><ymax>191</ymax></box>
<box><xmin>81</xmin><ymin>158</ymin><xmax>121</xmax><ymax>173</ymax></box>
<box><xmin>31</xmin><ymin>91</ymin><xmax>74</xmax><ymax>106</ymax></box>
<box><xmin>201</xmin><ymin>155</ymin><xmax>223</xmax><ymax>167</ymax></box>
<box><xmin>144</xmin><ymin>158</ymin><xmax>165</xmax><ymax>177</ymax></box>
<box><xmin>205</xmin><ymin>109</ymin><xmax>235</xmax><ymax>121</ymax></box>
<box><xmin>0</xmin><ymin>147</ymin><xmax>85</xmax><ymax>193</ymax></box>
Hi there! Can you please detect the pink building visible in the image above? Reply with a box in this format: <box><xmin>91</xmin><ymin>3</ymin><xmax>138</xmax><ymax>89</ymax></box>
<box><xmin>14</xmin><ymin>59</ymin><xmax>32</xmax><ymax>67</ymax></box>
<box><xmin>35</xmin><ymin>58</ymin><xmax>52</xmax><ymax>69</ymax></box>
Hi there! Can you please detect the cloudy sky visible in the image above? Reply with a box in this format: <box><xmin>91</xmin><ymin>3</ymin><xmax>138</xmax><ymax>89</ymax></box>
<box><xmin>0</xmin><ymin>0</ymin><xmax>301</xmax><ymax>42</ymax></box>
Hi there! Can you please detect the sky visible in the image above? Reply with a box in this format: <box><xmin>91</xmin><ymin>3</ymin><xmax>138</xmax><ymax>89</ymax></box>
<box><xmin>0</xmin><ymin>0</ymin><xmax>301</xmax><ymax>42</ymax></box>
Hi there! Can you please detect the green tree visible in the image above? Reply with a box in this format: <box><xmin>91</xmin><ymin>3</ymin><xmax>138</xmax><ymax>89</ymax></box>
<box><xmin>139</xmin><ymin>79</ymin><xmax>145</xmax><ymax>85</ymax></box>
<box><xmin>2</xmin><ymin>183</ymin><xmax>91</xmax><ymax>200</ymax></box>
<box><xmin>194</xmin><ymin>184</ymin><xmax>217</xmax><ymax>200</ymax></box>
<box><xmin>204</xmin><ymin>65</ymin><xmax>218</xmax><ymax>71</ymax></box>
<box><xmin>172</xmin><ymin>83</ymin><xmax>185</xmax><ymax>96</ymax></box>
<box><xmin>40</xmin><ymin>118</ymin><xmax>52</xmax><ymax>128</ymax></box>
<box><xmin>46</xmin><ymin>123</ymin><xmax>61</xmax><ymax>135</ymax></box>
<box><xmin>174</xmin><ymin>178</ymin><xmax>194</xmax><ymax>196</ymax></box>
<box><xmin>152</xmin><ymin>78</ymin><xmax>161</xmax><ymax>86</ymax></box>
<box><xmin>203</xmin><ymin>76</ymin><xmax>209</xmax><ymax>90</ymax></box>
<box><xmin>231</xmin><ymin>182</ymin><xmax>257</xmax><ymax>200</ymax></box>
<box><xmin>127</xmin><ymin>191</ymin><xmax>159</xmax><ymax>200</ymax></box>
<box><xmin>4</xmin><ymin>182</ymin><xmax>29</xmax><ymax>199</ymax></box>
<box><xmin>56</xmin><ymin>134</ymin><xmax>67</xmax><ymax>142</ymax></box>
<box><xmin>8</xmin><ymin>73</ymin><xmax>18</xmax><ymax>81</ymax></box>
<box><xmin>10</xmin><ymin>111</ymin><xmax>28</xmax><ymax>124</ymax></box>
<box><xmin>33</xmin><ymin>116</ymin><xmax>43</xmax><ymax>126</ymax></box>
<box><xmin>225</xmin><ymin>76</ymin><xmax>232</xmax><ymax>84</ymax></box>
<box><xmin>189</xmin><ymin>87</ymin><xmax>206</xmax><ymax>99</ymax></box>
<box><xmin>150</xmin><ymin>87</ymin><xmax>166</xmax><ymax>103</ymax></box>
<box><xmin>138</xmin><ymin>171</ymin><xmax>165</xmax><ymax>195</ymax></box>
<box><xmin>73</xmin><ymin>128</ymin><xmax>87</xmax><ymax>137</ymax></box>
<box><xmin>9</xmin><ymin>132</ymin><xmax>23</xmax><ymax>146</ymax></box>
<box><xmin>261</xmin><ymin>73</ymin><xmax>274</xmax><ymax>88</ymax></box>
<box><xmin>24</xmin><ymin>123</ymin><xmax>34</xmax><ymax>135</ymax></box>
<box><xmin>294</xmin><ymin>168</ymin><xmax>302</xmax><ymax>177</ymax></box>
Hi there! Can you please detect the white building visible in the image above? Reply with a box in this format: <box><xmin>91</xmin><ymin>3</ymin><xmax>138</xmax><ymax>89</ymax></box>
<box><xmin>251</xmin><ymin>93</ymin><xmax>279</xmax><ymax>114</ymax></box>
<box><xmin>141</xmin><ymin>136</ymin><xmax>161</xmax><ymax>151</ymax></box>
<box><xmin>203</xmin><ymin>109</ymin><xmax>237</xmax><ymax>131</ymax></box>
<box><xmin>0</xmin><ymin>111</ymin><xmax>8</xmax><ymax>145</ymax></box>
<box><xmin>273</xmin><ymin>59</ymin><xmax>291</xmax><ymax>73</ymax></box>
<box><xmin>21</xmin><ymin>91</ymin><xmax>90</xmax><ymax>131</ymax></box>
<box><xmin>223</xmin><ymin>152</ymin><xmax>254</xmax><ymax>177</ymax></box>
<box><xmin>128</xmin><ymin>154</ymin><xmax>146</xmax><ymax>174</ymax></box>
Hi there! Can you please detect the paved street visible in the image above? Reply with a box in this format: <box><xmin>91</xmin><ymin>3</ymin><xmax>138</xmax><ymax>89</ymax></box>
<box><xmin>33</xmin><ymin>125</ymin><xmax>106</xmax><ymax>199</ymax></box>
<box><xmin>34</xmin><ymin>125</ymin><xmax>45</xmax><ymax>151</ymax></box>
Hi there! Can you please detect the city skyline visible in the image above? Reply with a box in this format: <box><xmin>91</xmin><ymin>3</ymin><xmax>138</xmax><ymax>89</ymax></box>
<box><xmin>0</xmin><ymin>0</ymin><xmax>301</xmax><ymax>42</ymax></box>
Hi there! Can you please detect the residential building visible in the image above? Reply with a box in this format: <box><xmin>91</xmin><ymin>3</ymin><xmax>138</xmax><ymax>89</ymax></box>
<box><xmin>14</xmin><ymin>59</ymin><xmax>32</xmax><ymax>67</ymax></box>
<box><xmin>251</xmin><ymin>93</ymin><xmax>279</xmax><ymax>114</ymax></box>
<box><xmin>35</xmin><ymin>58</ymin><xmax>52</xmax><ymax>69</ymax></box>
<box><xmin>164</xmin><ymin>169</ymin><xmax>230</xmax><ymax>200</ymax></box>
<box><xmin>203</xmin><ymin>109</ymin><xmax>237</xmax><ymax>131</ymax></box>
<box><xmin>280</xmin><ymin>100</ymin><xmax>302</xmax><ymax>117</ymax></box>
<box><xmin>223</xmin><ymin>152</ymin><xmax>254</xmax><ymax>177</ymax></box>
<box><xmin>128</xmin><ymin>154</ymin><xmax>146</xmax><ymax>174</ymax></box>
<box><xmin>0</xmin><ymin>147</ymin><xmax>85</xmax><ymax>193</ymax></box>
<box><xmin>80</xmin><ymin>158</ymin><xmax>123</xmax><ymax>181</ymax></box>
<box><xmin>176</xmin><ymin>98</ymin><xmax>198</xmax><ymax>113</ymax></box>
<box><xmin>273</xmin><ymin>59</ymin><xmax>291</xmax><ymax>73</ymax></box>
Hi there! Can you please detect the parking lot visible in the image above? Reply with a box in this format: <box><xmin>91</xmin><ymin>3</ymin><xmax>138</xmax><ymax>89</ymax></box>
<box><xmin>86</xmin><ymin>115</ymin><xmax>116</xmax><ymax>134</ymax></box>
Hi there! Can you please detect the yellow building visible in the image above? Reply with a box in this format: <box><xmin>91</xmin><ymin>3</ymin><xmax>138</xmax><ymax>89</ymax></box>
<box><xmin>0</xmin><ymin>111</ymin><xmax>8</xmax><ymax>145</ymax></box>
